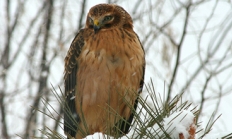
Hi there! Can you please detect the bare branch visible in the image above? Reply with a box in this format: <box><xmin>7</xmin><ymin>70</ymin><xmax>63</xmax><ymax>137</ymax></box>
<box><xmin>11</xmin><ymin>1</ymin><xmax>47</xmax><ymax>66</ymax></box>
<box><xmin>24</xmin><ymin>0</ymin><xmax>54</xmax><ymax>138</ymax></box>
<box><xmin>77</xmin><ymin>0</ymin><xmax>87</xmax><ymax>30</ymax></box>
<box><xmin>196</xmin><ymin>74</ymin><xmax>212</xmax><ymax>123</ymax></box>
<box><xmin>167</xmin><ymin>3</ymin><xmax>191</xmax><ymax>102</ymax></box>
<box><xmin>180</xmin><ymin>10</ymin><xmax>232</xmax><ymax>94</ymax></box>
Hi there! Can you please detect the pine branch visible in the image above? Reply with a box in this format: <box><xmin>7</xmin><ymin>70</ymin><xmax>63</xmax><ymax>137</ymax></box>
<box><xmin>35</xmin><ymin>81</ymin><xmax>221</xmax><ymax>139</ymax></box>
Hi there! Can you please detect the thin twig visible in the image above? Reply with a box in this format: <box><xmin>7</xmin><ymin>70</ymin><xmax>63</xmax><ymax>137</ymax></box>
<box><xmin>167</xmin><ymin>3</ymin><xmax>191</xmax><ymax>102</ymax></box>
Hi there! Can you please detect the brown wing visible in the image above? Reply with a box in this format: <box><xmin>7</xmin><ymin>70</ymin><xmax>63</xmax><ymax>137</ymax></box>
<box><xmin>64</xmin><ymin>29</ymin><xmax>85</xmax><ymax>138</ymax></box>
<box><xmin>116</xmin><ymin>33</ymin><xmax>145</xmax><ymax>135</ymax></box>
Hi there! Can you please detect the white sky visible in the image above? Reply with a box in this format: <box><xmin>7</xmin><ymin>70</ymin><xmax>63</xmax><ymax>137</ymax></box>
<box><xmin>0</xmin><ymin>0</ymin><xmax>232</xmax><ymax>138</ymax></box>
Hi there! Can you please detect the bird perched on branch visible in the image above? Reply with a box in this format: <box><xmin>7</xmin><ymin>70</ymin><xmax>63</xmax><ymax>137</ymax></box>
<box><xmin>64</xmin><ymin>3</ymin><xmax>145</xmax><ymax>139</ymax></box>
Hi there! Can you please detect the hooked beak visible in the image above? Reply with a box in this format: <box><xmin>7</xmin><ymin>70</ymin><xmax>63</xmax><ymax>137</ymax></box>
<box><xmin>93</xmin><ymin>20</ymin><xmax>101</xmax><ymax>33</ymax></box>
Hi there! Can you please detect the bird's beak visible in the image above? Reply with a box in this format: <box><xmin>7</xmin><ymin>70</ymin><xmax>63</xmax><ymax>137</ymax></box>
<box><xmin>93</xmin><ymin>20</ymin><xmax>101</xmax><ymax>33</ymax></box>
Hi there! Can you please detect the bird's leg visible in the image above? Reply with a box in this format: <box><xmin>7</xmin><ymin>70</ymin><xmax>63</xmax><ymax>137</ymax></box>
<box><xmin>75</xmin><ymin>123</ymin><xmax>87</xmax><ymax>139</ymax></box>
<box><xmin>75</xmin><ymin>133</ymin><xmax>84</xmax><ymax>139</ymax></box>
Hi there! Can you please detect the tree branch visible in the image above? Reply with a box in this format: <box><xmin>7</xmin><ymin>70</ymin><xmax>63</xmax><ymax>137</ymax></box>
<box><xmin>24</xmin><ymin>0</ymin><xmax>54</xmax><ymax>138</ymax></box>
<box><xmin>166</xmin><ymin>4</ymin><xmax>191</xmax><ymax>102</ymax></box>
<box><xmin>77</xmin><ymin>0</ymin><xmax>87</xmax><ymax>30</ymax></box>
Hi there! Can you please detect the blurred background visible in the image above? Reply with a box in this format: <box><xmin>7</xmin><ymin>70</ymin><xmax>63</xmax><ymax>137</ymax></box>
<box><xmin>0</xmin><ymin>0</ymin><xmax>232</xmax><ymax>138</ymax></box>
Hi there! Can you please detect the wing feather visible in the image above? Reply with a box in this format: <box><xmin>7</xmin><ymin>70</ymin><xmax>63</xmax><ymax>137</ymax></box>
<box><xmin>118</xmin><ymin>33</ymin><xmax>145</xmax><ymax>135</ymax></box>
<box><xmin>64</xmin><ymin>29</ymin><xmax>85</xmax><ymax>138</ymax></box>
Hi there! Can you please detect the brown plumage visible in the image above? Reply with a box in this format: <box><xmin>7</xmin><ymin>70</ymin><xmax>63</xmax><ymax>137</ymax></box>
<box><xmin>64</xmin><ymin>4</ymin><xmax>145</xmax><ymax>139</ymax></box>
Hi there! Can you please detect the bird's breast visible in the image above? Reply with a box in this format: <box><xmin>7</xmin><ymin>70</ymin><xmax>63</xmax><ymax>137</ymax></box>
<box><xmin>78</xmin><ymin>29</ymin><xmax>144</xmax><ymax>98</ymax></box>
<box><xmin>75</xmin><ymin>29</ymin><xmax>144</xmax><ymax>131</ymax></box>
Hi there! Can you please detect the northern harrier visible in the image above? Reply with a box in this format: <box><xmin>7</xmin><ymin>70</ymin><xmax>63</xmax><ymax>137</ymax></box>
<box><xmin>64</xmin><ymin>3</ymin><xmax>145</xmax><ymax>139</ymax></box>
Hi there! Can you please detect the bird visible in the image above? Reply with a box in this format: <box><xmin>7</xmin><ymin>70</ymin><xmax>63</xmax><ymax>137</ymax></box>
<box><xmin>64</xmin><ymin>3</ymin><xmax>145</xmax><ymax>139</ymax></box>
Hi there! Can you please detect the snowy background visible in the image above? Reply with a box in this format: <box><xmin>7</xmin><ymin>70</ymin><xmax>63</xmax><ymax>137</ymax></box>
<box><xmin>0</xmin><ymin>0</ymin><xmax>232</xmax><ymax>138</ymax></box>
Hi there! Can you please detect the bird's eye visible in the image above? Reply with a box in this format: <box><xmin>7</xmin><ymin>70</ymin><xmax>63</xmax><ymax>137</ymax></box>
<box><xmin>103</xmin><ymin>16</ymin><xmax>113</xmax><ymax>22</ymax></box>
<box><xmin>88</xmin><ymin>17</ymin><xmax>93</xmax><ymax>24</ymax></box>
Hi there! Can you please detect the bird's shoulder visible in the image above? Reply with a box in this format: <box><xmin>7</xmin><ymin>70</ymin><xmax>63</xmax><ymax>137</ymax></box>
<box><xmin>64</xmin><ymin>28</ymin><xmax>93</xmax><ymax>96</ymax></box>
<box><xmin>64</xmin><ymin>29</ymin><xmax>92</xmax><ymax>72</ymax></box>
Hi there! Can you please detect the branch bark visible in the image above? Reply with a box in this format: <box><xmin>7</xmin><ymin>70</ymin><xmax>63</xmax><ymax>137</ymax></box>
<box><xmin>24</xmin><ymin>0</ymin><xmax>54</xmax><ymax>138</ymax></box>
<box><xmin>166</xmin><ymin>4</ymin><xmax>191</xmax><ymax>102</ymax></box>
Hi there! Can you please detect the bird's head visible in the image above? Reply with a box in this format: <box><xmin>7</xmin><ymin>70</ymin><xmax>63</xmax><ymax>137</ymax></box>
<box><xmin>85</xmin><ymin>4</ymin><xmax>133</xmax><ymax>33</ymax></box>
